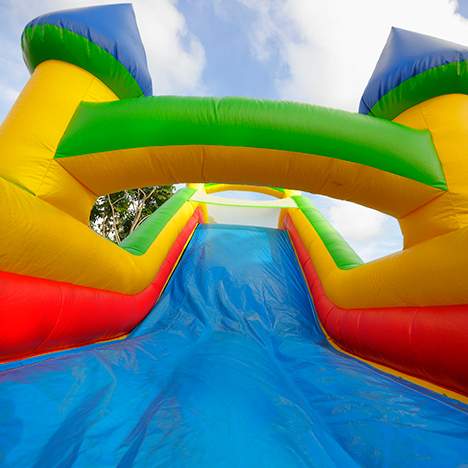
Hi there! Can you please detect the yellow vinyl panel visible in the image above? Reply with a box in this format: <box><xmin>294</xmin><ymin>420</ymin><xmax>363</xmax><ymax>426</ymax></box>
<box><xmin>0</xmin><ymin>177</ymin><xmax>198</xmax><ymax>294</ymax></box>
<box><xmin>57</xmin><ymin>145</ymin><xmax>441</xmax><ymax>219</ymax></box>
<box><xmin>0</xmin><ymin>60</ymin><xmax>117</xmax><ymax>223</ymax></box>
<box><xmin>394</xmin><ymin>94</ymin><xmax>468</xmax><ymax>247</ymax></box>
<box><xmin>288</xmin><ymin>207</ymin><xmax>468</xmax><ymax>308</ymax></box>
<box><xmin>204</xmin><ymin>183</ymin><xmax>300</xmax><ymax>199</ymax></box>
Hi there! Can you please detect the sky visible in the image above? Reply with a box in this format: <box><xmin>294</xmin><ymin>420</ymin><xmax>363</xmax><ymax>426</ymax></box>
<box><xmin>0</xmin><ymin>0</ymin><xmax>467</xmax><ymax>261</ymax></box>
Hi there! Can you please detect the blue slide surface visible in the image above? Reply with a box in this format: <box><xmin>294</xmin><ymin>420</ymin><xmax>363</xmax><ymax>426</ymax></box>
<box><xmin>1</xmin><ymin>225</ymin><xmax>467</xmax><ymax>466</ymax></box>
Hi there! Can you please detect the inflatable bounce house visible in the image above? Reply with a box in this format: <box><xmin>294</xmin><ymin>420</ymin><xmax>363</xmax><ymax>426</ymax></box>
<box><xmin>1</xmin><ymin>3</ymin><xmax>468</xmax><ymax>466</ymax></box>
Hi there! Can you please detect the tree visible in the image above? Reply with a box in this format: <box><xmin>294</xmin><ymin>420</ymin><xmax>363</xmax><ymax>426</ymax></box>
<box><xmin>90</xmin><ymin>185</ymin><xmax>175</xmax><ymax>243</ymax></box>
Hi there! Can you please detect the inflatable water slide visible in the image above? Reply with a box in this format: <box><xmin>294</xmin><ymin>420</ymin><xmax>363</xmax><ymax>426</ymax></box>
<box><xmin>1</xmin><ymin>4</ymin><xmax>467</xmax><ymax>466</ymax></box>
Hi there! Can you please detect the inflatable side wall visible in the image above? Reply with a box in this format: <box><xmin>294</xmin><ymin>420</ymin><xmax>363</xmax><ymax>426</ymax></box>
<box><xmin>0</xmin><ymin>4</ymin><xmax>467</xmax><ymax>398</ymax></box>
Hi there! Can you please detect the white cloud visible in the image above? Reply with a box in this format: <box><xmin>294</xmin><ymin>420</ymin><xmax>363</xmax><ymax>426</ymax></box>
<box><xmin>131</xmin><ymin>0</ymin><xmax>206</xmax><ymax>94</ymax></box>
<box><xmin>0</xmin><ymin>0</ymin><xmax>206</xmax><ymax>120</ymax></box>
<box><xmin>0</xmin><ymin>82</ymin><xmax>19</xmax><ymax>105</ymax></box>
<box><xmin>328</xmin><ymin>201</ymin><xmax>386</xmax><ymax>242</ymax></box>
<box><xmin>238</xmin><ymin>0</ymin><xmax>468</xmax><ymax>111</ymax></box>
<box><xmin>307</xmin><ymin>194</ymin><xmax>403</xmax><ymax>262</ymax></box>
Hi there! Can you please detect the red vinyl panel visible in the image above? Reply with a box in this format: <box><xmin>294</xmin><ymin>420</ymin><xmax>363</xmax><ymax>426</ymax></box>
<box><xmin>283</xmin><ymin>214</ymin><xmax>468</xmax><ymax>397</ymax></box>
<box><xmin>0</xmin><ymin>208</ymin><xmax>202</xmax><ymax>362</ymax></box>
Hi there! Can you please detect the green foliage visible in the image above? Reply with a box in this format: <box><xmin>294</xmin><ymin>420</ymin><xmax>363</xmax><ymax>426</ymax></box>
<box><xmin>90</xmin><ymin>185</ymin><xmax>175</xmax><ymax>243</ymax></box>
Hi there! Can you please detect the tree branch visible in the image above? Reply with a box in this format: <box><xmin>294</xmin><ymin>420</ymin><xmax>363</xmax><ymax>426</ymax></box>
<box><xmin>107</xmin><ymin>194</ymin><xmax>122</xmax><ymax>243</ymax></box>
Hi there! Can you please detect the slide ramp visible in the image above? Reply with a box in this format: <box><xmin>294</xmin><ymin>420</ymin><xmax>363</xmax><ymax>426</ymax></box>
<box><xmin>0</xmin><ymin>225</ymin><xmax>467</xmax><ymax>466</ymax></box>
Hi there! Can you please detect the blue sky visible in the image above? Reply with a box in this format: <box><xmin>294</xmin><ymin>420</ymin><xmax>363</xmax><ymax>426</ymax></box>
<box><xmin>0</xmin><ymin>0</ymin><xmax>467</xmax><ymax>261</ymax></box>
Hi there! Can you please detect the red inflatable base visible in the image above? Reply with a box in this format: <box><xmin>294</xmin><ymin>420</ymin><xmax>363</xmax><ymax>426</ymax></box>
<box><xmin>0</xmin><ymin>208</ymin><xmax>203</xmax><ymax>362</ymax></box>
<box><xmin>283</xmin><ymin>214</ymin><xmax>468</xmax><ymax>397</ymax></box>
